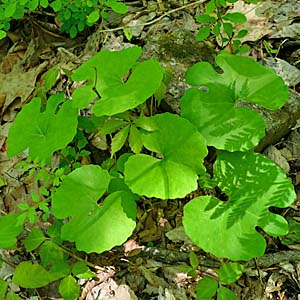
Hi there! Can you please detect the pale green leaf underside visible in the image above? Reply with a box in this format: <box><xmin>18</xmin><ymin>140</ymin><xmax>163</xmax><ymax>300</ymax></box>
<box><xmin>186</xmin><ymin>52</ymin><xmax>288</xmax><ymax>110</ymax></box>
<box><xmin>52</xmin><ymin>165</ymin><xmax>136</xmax><ymax>253</ymax></box>
<box><xmin>181</xmin><ymin>84</ymin><xmax>266</xmax><ymax>151</ymax></box>
<box><xmin>7</xmin><ymin>94</ymin><xmax>78</xmax><ymax>164</ymax></box>
<box><xmin>71</xmin><ymin>46</ymin><xmax>163</xmax><ymax>116</ymax></box>
<box><xmin>124</xmin><ymin>113</ymin><xmax>207</xmax><ymax>199</ymax></box>
<box><xmin>183</xmin><ymin>151</ymin><xmax>296</xmax><ymax>261</ymax></box>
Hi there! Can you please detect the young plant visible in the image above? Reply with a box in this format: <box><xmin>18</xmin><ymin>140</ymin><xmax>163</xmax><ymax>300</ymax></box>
<box><xmin>197</xmin><ymin>262</ymin><xmax>244</xmax><ymax>300</ymax></box>
<box><xmin>50</xmin><ymin>0</ymin><xmax>128</xmax><ymax>38</ymax></box>
<box><xmin>0</xmin><ymin>0</ymin><xmax>48</xmax><ymax>39</ymax></box>
<box><xmin>196</xmin><ymin>0</ymin><xmax>252</xmax><ymax>53</ymax></box>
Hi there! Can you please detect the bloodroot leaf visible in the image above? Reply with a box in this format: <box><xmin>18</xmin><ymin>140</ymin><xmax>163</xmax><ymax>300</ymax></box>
<box><xmin>7</xmin><ymin>93</ymin><xmax>78</xmax><ymax>164</ymax></box>
<box><xmin>71</xmin><ymin>46</ymin><xmax>163</xmax><ymax>115</ymax></box>
<box><xmin>52</xmin><ymin>165</ymin><xmax>137</xmax><ymax>253</ymax></box>
<box><xmin>183</xmin><ymin>151</ymin><xmax>296</xmax><ymax>261</ymax></box>
<box><xmin>181</xmin><ymin>52</ymin><xmax>289</xmax><ymax>151</ymax></box>
<box><xmin>124</xmin><ymin>113</ymin><xmax>207</xmax><ymax>199</ymax></box>
<box><xmin>181</xmin><ymin>84</ymin><xmax>265</xmax><ymax>151</ymax></box>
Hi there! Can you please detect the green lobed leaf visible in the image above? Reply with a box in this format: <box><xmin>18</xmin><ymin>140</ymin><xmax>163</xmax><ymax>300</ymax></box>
<box><xmin>183</xmin><ymin>151</ymin><xmax>296</xmax><ymax>261</ymax></box>
<box><xmin>72</xmin><ymin>46</ymin><xmax>163</xmax><ymax>116</ymax></box>
<box><xmin>196</xmin><ymin>277</ymin><xmax>218</xmax><ymax>300</ymax></box>
<box><xmin>23</xmin><ymin>228</ymin><xmax>45</xmax><ymax>252</ymax></box>
<box><xmin>181</xmin><ymin>83</ymin><xmax>265</xmax><ymax>151</ymax></box>
<box><xmin>218</xmin><ymin>263</ymin><xmax>244</xmax><ymax>284</ymax></box>
<box><xmin>52</xmin><ymin>165</ymin><xmax>137</xmax><ymax>253</ymax></box>
<box><xmin>59</xmin><ymin>275</ymin><xmax>80</xmax><ymax>300</ymax></box>
<box><xmin>217</xmin><ymin>286</ymin><xmax>238</xmax><ymax>300</ymax></box>
<box><xmin>0</xmin><ymin>213</ymin><xmax>23</xmax><ymax>248</ymax></box>
<box><xmin>185</xmin><ymin>52</ymin><xmax>288</xmax><ymax>110</ymax></box>
<box><xmin>7</xmin><ymin>93</ymin><xmax>78</xmax><ymax>164</ymax></box>
<box><xmin>124</xmin><ymin>113</ymin><xmax>207</xmax><ymax>199</ymax></box>
<box><xmin>13</xmin><ymin>262</ymin><xmax>56</xmax><ymax>288</ymax></box>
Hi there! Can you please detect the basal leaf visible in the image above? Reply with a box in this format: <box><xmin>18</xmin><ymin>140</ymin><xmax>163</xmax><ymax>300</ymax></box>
<box><xmin>124</xmin><ymin>113</ymin><xmax>207</xmax><ymax>199</ymax></box>
<box><xmin>0</xmin><ymin>213</ymin><xmax>23</xmax><ymax>248</ymax></box>
<box><xmin>71</xmin><ymin>46</ymin><xmax>163</xmax><ymax>115</ymax></box>
<box><xmin>59</xmin><ymin>275</ymin><xmax>80</xmax><ymax>300</ymax></box>
<box><xmin>52</xmin><ymin>165</ymin><xmax>137</xmax><ymax>253</ymax></box>
<box><xmin>13</xmin><ymin>262</ymin><xmax>56</xmax><ymax>288</ymax></box>
<box><xmin>23</xmin><ymin>228</ymin><xmax>45</xmax><ymax>252</ymax></box>
<box><xmin>183</xmin><ymin>151</ymin><xmax>296</xmax><ymax>261</ymax></box>
<box><xmin>181</xmin><ymin>84</ymin><xmax>265</xmax><ymax>151</ymax></box>
<box><xmin>7</xmin><ymin>93</ymin><xmax>78</xmax><ymax>164</ymax></box>
<box><xmin>185</xmin><ymin>52</ymin><xmax>288</xmax><ymax>110</ymax></box>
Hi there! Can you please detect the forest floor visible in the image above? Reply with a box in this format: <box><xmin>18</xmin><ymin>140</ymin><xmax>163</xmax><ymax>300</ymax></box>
<box><xmin>1</xmin><ymin>0</ymin><xmax>300</xmax><ymax>299</ymax></box>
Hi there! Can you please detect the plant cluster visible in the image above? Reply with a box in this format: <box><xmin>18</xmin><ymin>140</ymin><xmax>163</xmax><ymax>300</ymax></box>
<box><xmin>196</xmin><ymin>0</ymin><xmax>259</xmax><ymax>53</ymax></box>
<box><xmin>0</xmin><ymin>1</ymin><xmax>296</xmax><ymax>299</ymax></box>
<box><xmin>0</xmin><ymin>44</ymin><xmax>295</xmax><ymax>299</ymax></box>
<box><xmin>0</xmin><ymin>0</ymin><xmax>128</xmax><ymax>39</ymax></box>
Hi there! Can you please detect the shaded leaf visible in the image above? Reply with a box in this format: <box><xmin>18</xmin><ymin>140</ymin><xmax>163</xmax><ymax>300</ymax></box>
<box><xmin>183</xmin><ymin>151</ymin><xmax>296</xmax><ymax>261</ymax></box>
<box><xmin>181</xmin><ymin>84</ymin><xmax>265</xmax><ymax>151</ymax></box>
<box><xmin>185</xmin><ymin>52</ymin><xmax>288</xmax><ymax>110</ymax></box>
